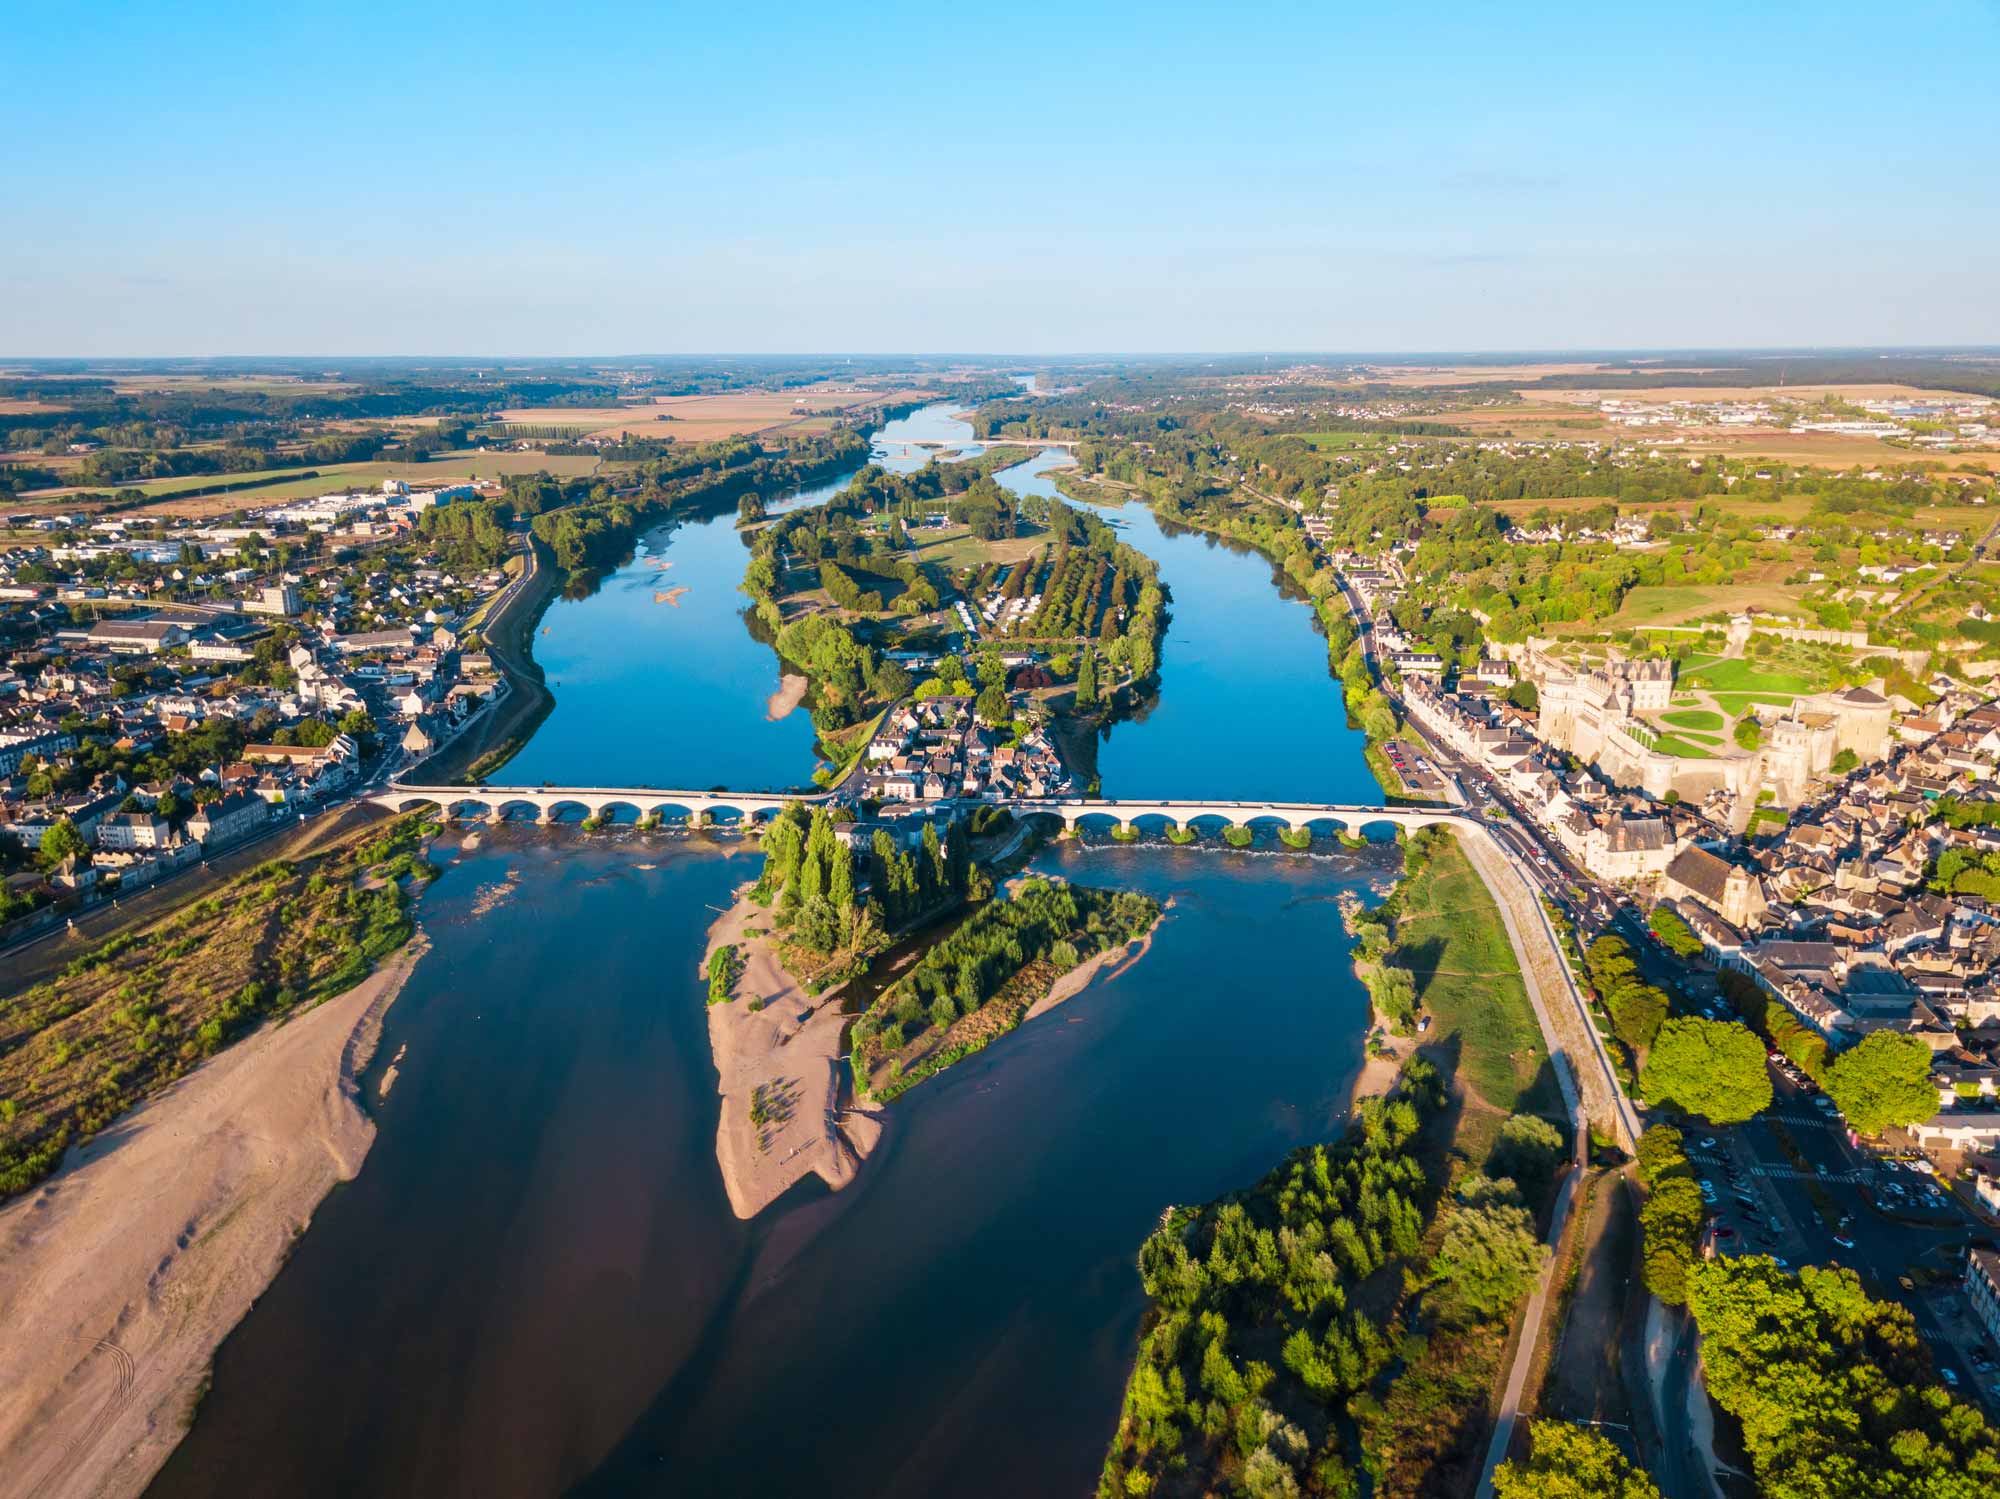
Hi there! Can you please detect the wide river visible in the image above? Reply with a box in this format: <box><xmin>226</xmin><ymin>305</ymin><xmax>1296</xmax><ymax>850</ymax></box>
<box><xmin>148</xmin><ymin>406</ymin><xmax>1390</xmax><ymax>1498</ymax></box>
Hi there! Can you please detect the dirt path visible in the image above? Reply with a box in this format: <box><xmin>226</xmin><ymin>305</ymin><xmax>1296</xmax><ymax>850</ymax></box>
<box><xmin>0</xmin><ymin>941</ymin><xmax>427</xmax><ymax>1499</ymax></box>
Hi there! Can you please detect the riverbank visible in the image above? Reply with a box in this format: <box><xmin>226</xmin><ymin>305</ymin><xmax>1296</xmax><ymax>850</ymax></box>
<box><xmin>0</xmin><ymin>937</ymin><xmax>428</xmax><ymax>1499</ymax></box>
<box><xmin>418</xmin><ymin>535</ymin><xmax>558</xmax><ymax>784</ymax></box>
<box><xmin>701</xmin><ymin>890</ymin><xmax>885</xmax><ymax>1219</ymax></box>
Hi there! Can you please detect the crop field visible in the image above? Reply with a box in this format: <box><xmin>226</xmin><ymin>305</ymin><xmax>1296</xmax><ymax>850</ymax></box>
<box><xmin>494</xmin><ymin>383</ymin><xmax>934</xmax><ymax>443</ymax></box>
<box><xmin>101</xmin><ymin>450</ymin><xmax>605</xmax><ymax>517</ymax></box>
<box><xmin>1366</xmin><ymin>361</ymin><xmax>1616</xmax><ymax>387</ymax></box>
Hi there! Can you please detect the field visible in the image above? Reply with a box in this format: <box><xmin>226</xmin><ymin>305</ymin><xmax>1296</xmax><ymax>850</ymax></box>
<box><xmin>1364</xmin><ymin>361</ymin><xmax>1618</xmax><ymax>387</ymax></box>
<box><xmin>1391</xmin><ymin>833</ymin><xmax>1550</xmax><ymax>1114</ymax></box>
<box><xmin>1605</xmin><ymin>578</ymin><xmax>1805</xmax><ymax>628</ymax></box>
<box><xmin>493</xmin><ymin>382</ymin><xmax>935</xmax><ymax>443</ymax></box>
<box><xmin>1536</xmin><ymin>381</ymin><xmax>1998</xmax><ymax>406</ymax></box>
<box><xmin>1294</xmin><ymin>431</ymin><xmax>1388</xmax><ymax>451</ymax></box>
<box><xmin>17</xmin><ymin>450</ymin><xmax>609</xmax><ymax>518</ymax></box>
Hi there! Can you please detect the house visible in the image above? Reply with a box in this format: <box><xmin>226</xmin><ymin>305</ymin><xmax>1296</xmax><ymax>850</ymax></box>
<box><xmin>401</xmin><ymin>716</ymin><xmax>443</xmax><ymax>757</ymax></box>
<box><xmin>1970</xmin><ymin>1249</ymin><xmax>2000</xmax><ymax>1349</ymax></box>
<box><xmin>186</xmin><ymin>790</ymin><xmax>271</xmax><ymax>849</ymax></box>
<box><xmin>95</xmin><ymin>811</ymin><xmax>171</xmax><ymax>852</ymax></box>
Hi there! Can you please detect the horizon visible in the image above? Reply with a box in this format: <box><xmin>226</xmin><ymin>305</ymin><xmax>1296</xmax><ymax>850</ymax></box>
<box><xmin>7</xmin><ymin>0</ymin><xmax>1996</xmax><ymax>355</ymax></box>
<box><xmin>8</xmin><ymin>344</ymin><xmax>2000</xmax><ymax>365</ymax></box>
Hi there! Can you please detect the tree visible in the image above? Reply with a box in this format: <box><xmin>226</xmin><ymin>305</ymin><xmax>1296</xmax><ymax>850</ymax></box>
<box><xmin>1831</xmin><ymin>747</ymin><xmax>1859</xmax><ymax>774</ymax></box>
<box><xmin>1635</xmin><ymin>1124</ymin><xmax>1690</xmax><ymax>1186</ymax></box>
<box><xmin>975</xmin><ymin>679</ymin><xmax>1010</xmax><ymax>726</ymax></box>
<box><xmin>1647</xmin><ymin>905</ymin><xmax>1703</xmax><ymax>959</ymax></box>
<box><xmin>1488</xmin><ymin>1114</ymin><xmax>1566</xmax><ymax>1205</ymax></box>
<box><xmin>1506</xmin><ymin>679</ymin><xmax>1539</xmax><ymax>712</ymax></box>
<box><xmin>1430</xmin><ymin>1178</ymin><xmax>1546</xmax><ymax>1323</ymax></box>
<box><xmin>1607</xmin><ymin>981</ymin><xmax>1668</xmax><ymax>1051</ymax></box>
<box><xmin>1688</xmin><ymin>1257</ymin><xmax>2000</xmax><ymax>1496</ymax></box>
<box><xmin>1825</xmin><ymin>1031</ymin><xmax>1938</xmax><ymax>1136</ymax></box>
<box><xmin>1640</xmin><ymin>1177</ymin><xmax>1704</xmax><ymax>1304</ymax></box>
<box><xmin>1494</xmin><ymin>1421</ymin><xmax>1662</xmax><ymax>1499</ymax></box>
<box><xmin>1640</xmin><ymin>1018</ymin><xmax>1772</xmax><ymax>1124</ymax></box>
<box><xmin>1074</xmin><ymin>647</ymin><xmax>1099</xmax><ymax>709</ymax></box>
<box><xmin>870</xmin><ymin>659</ymin><xmax>913</xmax><ymax>700</ymax></box>
<box><xmin>1365</xmin><ymin>962</ymin><xmax>1417</xmax><ymax>1031</ymax></box>
<box><xmin>1733</xmin><ymin>716</ymin><xmax>1762</xmax><ymax>751</ymax></box>
<box><xmin>39</xmin><ymin>817</ymin><xmax>89</xmax><ymax>866</ymax></box>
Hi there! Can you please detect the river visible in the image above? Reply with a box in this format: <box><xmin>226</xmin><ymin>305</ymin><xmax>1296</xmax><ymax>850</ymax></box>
<box><xmin>146</xmin><ymin>403</ymin><xmax>1393</xmax><ymax>1499</ymax></box>
<box><xmin>499</xmin><ymin>403</ymin><xmax>1376</xmax><ymax>804</ymax></box>
<box><xmin>499</xmin><ymin>404</ymin><xmax>988</xmax><ymax>791</ymax></box>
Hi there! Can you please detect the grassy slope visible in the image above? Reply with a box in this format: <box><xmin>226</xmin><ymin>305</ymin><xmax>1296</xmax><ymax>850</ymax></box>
<box><xmin>1391</xmin><ymin>834</ymin><xmax>1550</xmax><ymax>1118</ymax></box>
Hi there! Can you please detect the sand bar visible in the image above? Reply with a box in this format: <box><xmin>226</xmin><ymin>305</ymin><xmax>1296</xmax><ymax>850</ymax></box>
<box><xmin>0</xmin><ymin>940</ymin><xmax>428</xmax><ymax>1499</ymax></box>
<box><xmin>764</xmin><ymin>673</ymin><xmax>808</xmax><ymax>721</ymax></box>
<box><xmin>703</xmin><ymin>894</ymin><xmax>884</xmax><ymax>1220</ymax></box>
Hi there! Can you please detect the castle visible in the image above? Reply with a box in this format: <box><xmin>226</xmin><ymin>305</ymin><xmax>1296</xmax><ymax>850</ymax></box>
<box><xmin>1535</xmin><ymin>652</ymin><xmax>1894</xmax><ymax>809</ymax></box>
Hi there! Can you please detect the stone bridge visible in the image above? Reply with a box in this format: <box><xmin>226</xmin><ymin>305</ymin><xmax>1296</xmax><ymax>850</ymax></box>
<box><xmin>1012</xmin><ymin>799</ymin><xmax>1468</xmax><ymax>833</ymax></box>
<box><xmin>373</xmin><ymin>784</ymin><xmax>814</xmax><ymax>825</ymax></box>
<box><xmin>372</xmin><ymin>786</ymin><xmax>1470</xmax><ymax>835</ymax></box>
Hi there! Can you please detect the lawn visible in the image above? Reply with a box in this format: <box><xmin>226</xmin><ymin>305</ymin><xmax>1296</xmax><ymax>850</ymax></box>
<box><xmin>1648</xmin><ymin>733</ymin><xmax>1716</xmax><ymax>758</ymax></box>
<box><xmin>912</xmin><ymin>523</ymin><xmax>1047</xmax><ymax>571</ymax></box>
<box><xmin>1390</xmin><ymin>834</ymin><xmax>1550</xmax><ymax>1114</ymax></box>
<box><xmin>1710</xmin><ymin>691</ymin><xmax>1804</xmax><ymax>717</ymax></box>
<box><xmin>1680</xmin><ymin>657</ymin><xmax>1816</xmax><ymax>695</ymax></box>
<box><xmin>1661</xmin><ymin>708</ymin><xmax>1724</xmax><ymax>731</ymax></box>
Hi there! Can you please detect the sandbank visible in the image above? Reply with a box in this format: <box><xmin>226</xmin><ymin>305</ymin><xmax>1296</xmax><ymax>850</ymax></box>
<box><xmin>0</xmin><ymin>939</ymin><xmax>428</xmax><ymax>1499</ymax></box>
<box><xmin>703</xmin><ymin>893</ymin><xmax>884</xmax><ymax>1220</ymax></box>
<box><xmin>764</xmin><ymin>673</ymin><xmax>808</xmax><ymax>721</ymax></box>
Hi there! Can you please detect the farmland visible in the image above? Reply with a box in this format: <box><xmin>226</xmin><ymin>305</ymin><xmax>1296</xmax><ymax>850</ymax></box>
<box><xmin>14</xmin><ymin>450</ymin><xmax>609</xmax><ymax>518</ymax></box>
<box><xmin>492</xmin><ymin>383</ymin><xmax>937</xmax><ymax>444</ymax></box>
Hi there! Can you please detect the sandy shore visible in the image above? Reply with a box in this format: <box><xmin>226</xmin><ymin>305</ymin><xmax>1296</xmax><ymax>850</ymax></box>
<box><xmin>764</xmin><ymin>673</ymin><xmax>808</xmax><ymax>721</ymax></box>
<box><xmin>1023</xmin><ymin>921</ymin><xmax>1159</xmax><ymax>1025</ymax></box>
<box><xmin>703</xmin><ymin>894</ymin><xmax>884</xmax><ymax>1220</ymax></box>
<box><xmin>0</xmin><ymin>940</ymin><xmax>428</xmax><ymax>1499</ymax></box>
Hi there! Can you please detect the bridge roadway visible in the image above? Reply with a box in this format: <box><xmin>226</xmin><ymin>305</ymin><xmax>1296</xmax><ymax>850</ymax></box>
<box><xmin>371</xmin><ymin>785</ymin><xmax>1470</xmax><ymax>833</ymax></box>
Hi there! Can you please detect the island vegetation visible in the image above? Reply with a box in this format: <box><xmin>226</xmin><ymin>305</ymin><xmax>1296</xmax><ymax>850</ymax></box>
<box><xmin>851</xmin><ymin>876</ymin><xmax>1159</xmax><ymax>1103</ymax></box>
<box><xmin>741</xmin><ymin>452</ymin><xmax>1167</xmax><ymax>778</ymax></box>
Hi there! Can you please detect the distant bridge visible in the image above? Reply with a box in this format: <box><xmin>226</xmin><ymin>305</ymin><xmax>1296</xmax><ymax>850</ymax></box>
<box><xmin>371</xmin><ymin>785</ymin><xmax>1469</xmax><ymax>834</ymax></box>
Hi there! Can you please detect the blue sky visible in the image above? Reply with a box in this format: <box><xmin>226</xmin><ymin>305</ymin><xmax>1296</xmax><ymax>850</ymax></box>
<box><xmin>5</xmin><ymin>0</ymin><xmax>1996</xmax><ymax>355</ymax></box>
